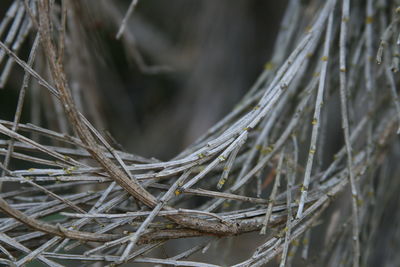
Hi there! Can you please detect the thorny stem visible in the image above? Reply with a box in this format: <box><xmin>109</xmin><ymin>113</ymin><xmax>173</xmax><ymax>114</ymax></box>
<box><xmin>339</xmin><ymin>1</ymin><xmax>360</xmax><ymax>266</ymax></box>
<box><xmin>297</xmin><ymin>9</ymin><xmax>335</xmax><ymax>219</ymax></box>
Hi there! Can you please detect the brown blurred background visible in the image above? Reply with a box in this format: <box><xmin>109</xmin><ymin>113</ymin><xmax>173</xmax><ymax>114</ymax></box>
<box><xmin>66</xmin><ymin>0</ymin><xmax>288</xmax><ymax>160</ymax></box>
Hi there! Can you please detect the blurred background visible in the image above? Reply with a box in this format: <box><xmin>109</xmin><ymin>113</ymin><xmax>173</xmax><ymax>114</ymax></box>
<box><xmin>88</xmin><ymin>0</ymin><xmax>287</xmax><ymax>160</ymax></box>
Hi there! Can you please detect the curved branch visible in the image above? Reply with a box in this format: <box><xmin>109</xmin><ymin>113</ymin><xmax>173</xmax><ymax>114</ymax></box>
<box><xmin>37</xmin><ymin>0</ymin><xmax>237</xmax><ymax>236</ymax></box>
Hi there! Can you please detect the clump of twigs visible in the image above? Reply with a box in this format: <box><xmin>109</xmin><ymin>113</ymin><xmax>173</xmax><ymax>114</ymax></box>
<box><xmin>0</xmin><ymin>0</ymin><xmax>399</xmax><ymax>266</ymax></box>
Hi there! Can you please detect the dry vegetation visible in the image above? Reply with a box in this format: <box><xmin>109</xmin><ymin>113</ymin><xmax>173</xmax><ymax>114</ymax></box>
<box><xmin>0</xmin><ymin>0</ymin><xmax>400</xmax><ymax>266</ymax></box>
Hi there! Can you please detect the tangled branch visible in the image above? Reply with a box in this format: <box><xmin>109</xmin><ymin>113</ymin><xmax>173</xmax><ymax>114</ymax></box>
<box><xmin>0</xmin><ymin>0</ymin><xmax>399</xmax><ymax>266</ymax></box>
